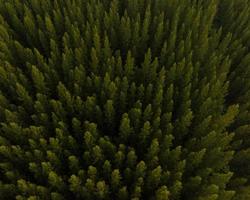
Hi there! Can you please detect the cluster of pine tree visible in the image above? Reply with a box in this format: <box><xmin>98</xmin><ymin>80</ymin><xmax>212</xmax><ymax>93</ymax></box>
<box><xmin>0</xmin><ymin>0</ymin><xmax>250</xmax><ymax>199</ymax></box>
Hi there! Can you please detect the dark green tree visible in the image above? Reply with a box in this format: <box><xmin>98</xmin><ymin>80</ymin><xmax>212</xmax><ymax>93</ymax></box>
<box><xmin>0</xmin><ymin>0</ymin><xmax>250</xmax><ymax>199</ymax></box>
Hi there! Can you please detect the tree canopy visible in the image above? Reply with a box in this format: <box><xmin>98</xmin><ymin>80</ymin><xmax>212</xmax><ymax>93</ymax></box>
<box><xmin>0</xmin><ymin>0</ymin><xmax>250</xmax><ymax>199</ymax></box>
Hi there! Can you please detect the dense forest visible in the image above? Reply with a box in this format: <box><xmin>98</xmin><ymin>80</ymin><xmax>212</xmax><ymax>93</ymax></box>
<box><xmin>0</xmin><ymin>0</ymin><xmax>250</xmax><ymax>199</ymax></box>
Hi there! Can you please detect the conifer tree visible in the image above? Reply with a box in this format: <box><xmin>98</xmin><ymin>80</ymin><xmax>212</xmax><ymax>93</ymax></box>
<box><xmin>0</xmin><ymin>0</ymin><xmax>250</xmax><ymax>199</ymax></box>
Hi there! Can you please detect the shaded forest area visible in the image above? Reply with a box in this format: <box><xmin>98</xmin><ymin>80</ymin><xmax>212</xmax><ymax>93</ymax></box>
<box><xmin>0</xmin><ymin>0</ymin><xmax>250</xmax><ymax>199</ymax></box>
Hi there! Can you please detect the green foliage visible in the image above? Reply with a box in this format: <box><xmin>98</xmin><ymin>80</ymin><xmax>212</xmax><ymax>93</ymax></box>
<box><xmin>0</xmin><ymin>0</ymin><xmax>250</xmax><ymax>199</ymax></box>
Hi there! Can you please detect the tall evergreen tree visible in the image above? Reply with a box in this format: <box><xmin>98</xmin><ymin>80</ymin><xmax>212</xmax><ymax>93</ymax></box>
<box><xmin>0</xmin><ymin>0</ymin><xmax>250</xmax><ymax>199</ymax></box>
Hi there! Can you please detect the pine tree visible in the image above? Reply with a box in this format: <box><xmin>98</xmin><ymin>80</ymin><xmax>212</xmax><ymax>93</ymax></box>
<box><xmin>0</xmin><ymin>0</ymin><xmax>250</xmax><ymax>199</ymax></box>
